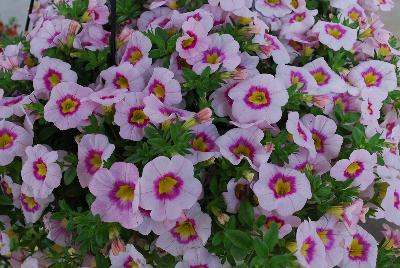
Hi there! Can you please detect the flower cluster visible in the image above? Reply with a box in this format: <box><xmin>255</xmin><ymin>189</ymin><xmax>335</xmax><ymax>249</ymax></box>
<box><xmin>0</xmin><ymin>0</ymin><xmax>400</xmax><ymax>267</ymax></box>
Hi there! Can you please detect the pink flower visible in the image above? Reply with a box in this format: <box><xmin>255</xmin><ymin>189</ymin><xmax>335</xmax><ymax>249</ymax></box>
<box><xmin>89</xmin><ymin>87</ymin><xmax>127</xmax><ymax>107</ymax></box>
<box><xmin>301</xmin><ymin>114</ymin><xmax>343</xmax><ymax>160</ymax></box>
<box><xmin>382</xmin><ymin>224</ymin><xmax>400</xmax><ymax>250</ymax></box>
<box><xmin>33</xmin><ymin>57</ymin><xmax>78</xmax><ymax>99</ymax></box>
<box><xmin>276</xmin><ymin>65</ymin><xmax>318</xmax><ymax>94</ymax></box>
<box><xmin>295</xmin><ymin>220</ymin><xmax>327</xmax><ymax>268</ymax></box>
<box><xmin>253</xmin><ymin>33</ymin><xmax>290</xmax><ymax>64</ymax></box>
<box><xmin>340</xmin><ymin>4</ymin><xmax>367</xmax><ymax>24</ymax></box>
<box><xmin>89</xmin><ymin>162</ymin><xmax>143</xmax><ymax>229</ymax></box>
<box><xmin>137</xmin><ymin>7</ymin><xmax>175</xmax><ymax>31</ymax></box>
<box><xmin>280</xmin><ymin>9</ymin><xmax>318</xmax><ymax>38</ymax></box>
<box><xmin>256</xmin><ymin>208</ymin><xmax>301</xmax><ymax>238</ymax></box>
<box><xmin>312</xmin><ymin>21</ymin><xmax>357</xmax><ymax>51</ymax></box>
<box><xmin>0</xmin><ymin>95</ymin><xmax>32</xmax><ymax>119</ymax></box>
<box><xmin>44</xmin><ymin>82</ymin><xmax>95</xmax><ymax>130</ymax></box>
<box><xmin>43</xmin><ymin>213</ymin><xmax>72</xmax><ymax>246</ymax></box>
<box><xmin>178</xmin><ymin>9</ymin><xmax>214</xmax><ymax>33</ymax></box>
<box><xmin>187</xmin><ymin>33</ymin><xmax>241</xmax><ymax>74</ymax></box>
<box><xmin>229</xmin><ymin>74</ymin><xmax>288</xmax><ymax>125</ymax></box>
<box><xmin>143</xmin><ymin>67</ymin><xmax>182</xmax><ymax>105</ymax></box>
<box><xmin>109</xmin><ymin>244</ymin><xmax>151</xmax><ymax>268</ymax></box>
<box><xmin>253</xmin><ymin>163</ymin><xmax>312</xmax><ymax>216</ymax></box>
<box><xmin>175</xmin><ymin>247</ymin><xmax>221</xmax><ymax>268</ymax></box>
<box><xmin>347</xmin><ymin>60</ymin><xmax>397</xmax><ymax>98</ymax></box>
<box><xmin>155</xmin><ymin>203</ymin><xmax>211</xmax><ymax>256</ymax></box>
<box><xmin>286</xmin><ymin>112</ymin><xmax>317</xmax><ymax>158</ymax></box>
<box><xmin>209</xmin><ymin>80</ymin><xmax>239</xmax><ymax>118</ymax></box>
<box><xmin>120</xmin><ymin>31</ymin><xmax>152</xmax><ymax>72</ymax></box>
<box><xmin>283</xmin><ymin>0</ymin><xmax>306</xmax><ymax>11</ymax></box>
<box><xmin>223</xmin><ymin>178</ymin><xmax>250</xmax><ymax>213</ymax></box>
<box><xmin>288</xmin><ymin>148</ymin><xmax>331</xmax><ymax>176</ymax></box>
<box><xmin>208</xmin><ymin>0</ymin><xmax>246</xmax><ymax>12</ymax></box>
<box><xmin>304</xmin><ymin>58</ymin><xmax>346</xmax><ymax>94</ymax></box>
<box><xmin>381</xmin><ymin>178</ymin><xmax>400</xmax><ymax>225</ymax></box>
<box><xmin>100</xmin><ymin>63</ymin><xmax>145</xmax><ymax>91</ymax></box>
<box><xmin>114</xmin><ymin>92</ymin><xmax>150</xmax><ymax>141</ymax></box>
<box><xmin>77</xmin><ymin>134</ymin><xmax>114</xmax><ymax>188</ymax></box>
<box><xmin>143</xmin><ymin>94</ymin><xmax>194</xmax><ymax>124</ymax></box>
<box><xmin>187</xmin><ymin>123</ymin><xmax>220</xmax><ymax>164</ymax></box>
<box><xmin>176</xmin><ymin>18</ymin><xmax>210</xmax><ymax>60</ymax></box>
<box><xmin>19</xmin><ymin>192</ymin><xmax>54</xmax><ymax>223</ymax></box>
<box><xmin>21</xmin><ymin>145</ymin><xmax>61</xmax><ymax>199</ymax></box>
<box><xmin>215</xmin><ymin>127</ymin><xmax>270</xmax><ymax>170</ymax></box>
<box><xmin>85</xmin><ymin>0</ymin><xmax>109</xmax><ymax>25</ymax></box>
<box><xmin>1</xmin><ymin>175</ymin><xmax>21</xmax><ymax>208</ymax></box>
<box><xmin>330</xmin><ymin>149</ymin><xmax>377</xmax><ymax>191</ymax></box>
<box><xmin>73</xmin><ymin>23</ymin><xmax>110</xmax><ymax>51</ymax></box>
<box><xmin>140</xmin><ymin>155</ymin><xmax>202</xmax><ymax>221</ymax></box>
<box><xmin>340</xmin><ymin>226</ymin><xmax>378</xmax><ymax>268</ymax></box>
<box><xmin>255</xmin><ymin>0</ymin><xmax>292</xmax><ymax>17</ymax></box>
<box><xmin>0</xmin><ymin>231</ymin><xmax>10</xmax><ymax>256</ymax></box>
<box><xmin>0</xmin><ymin>120</ymin><xmax>33</xmax><ymax>166</ymax></box>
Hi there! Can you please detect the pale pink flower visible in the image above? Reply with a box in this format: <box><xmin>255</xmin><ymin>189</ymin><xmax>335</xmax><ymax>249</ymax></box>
<box><xmin>0</xmin><ymin>95</ymin><xmax>32</xmax><ymax>119</ymax></box>
<box><xmin>256</xmin><ymin>208</ymin><xmax>301</xmax><ymax>238</ymax></box>
<box><xmin>43</xmin><ymin>213</ymin><xmax>72</xmax><ymax>246</ymax></box>
<box><xmin>286</xmin><ymin>112</ymin><xmax>317</xmax><ymax>159</ymax></box>
<box><xmin>85</xmin><ymin>0</ymin><xmax>109</xmax><ymax>25</ymax></box>
<box><xmin>176</xmin><ymin>18</ymin><xmax>210</xmax><ymax>60</ymax></box>
<box><xmin>223</xmin><ymin>178</ymin><xmax>250</xmax><ymax>213</ymax></box>
<box><xmin>1</xmin><ymin>175</ymin><xmax>21</xmax><ymax>208</ymax></box>
<box><xmin>280</xmin><ymin>9</ymin><xmax>318</xmax><ymax>38</ymax></box>
<box><xmin>253</xmin><ymin>33</ymin><xmax>290</xmax><ymax>64</ymax></box>
<box><xmin>187</xmin><ymin>123</ymin><xmax>220</xmax><ymax>164</ymax></box>
<box><xmin>19</xmin><ymin>192</ymin><xmax>54</xmax><ymax>223</ymax></box>
<box><xmin>288</xmin><ymin>148</ymin><xmax>331</xmax><ymax>176</ymax></box>
<box><xmin>137</xmin><ymin>7</ymin><xmax>174</xmax><ymax>31</ymax></box>
<box><xmin>381</xmin><ymin>178</ymin><xmax>400</xmax><ymax>226</ymax></box>
<box><xmin>208</xmin><ymin>0</ymin><xmax>246</xmax><ymax>12</ymax></box>
<box><xmin>109</xmin><ymin>244</ymin><xmax>151</xmax><ymax>268</ymax></box>
<box><xmin>120</xmin><ymin>31</ymin><xmax>152</xmax><ymax>73</ymax></box>
<box><xmin>255</xmin><ymin>0</ymin><xmax>292</xmax><ymax>18</ymax></box>
<box><xmin>100</xmin><ymin>63</ymin><xmax>145</xmax><ymax>92</ymax></box>
<box><xmin>175</xmin><ymin>247</ymin><xmax>221</xmax><ymax>268</ymax></box>
<box><xmin>276</xmin><ymin>65</ymin><xmax>318</xmax><ymax>94</ymax></box>
<box><xmin>312</xmin><ymin>21</ymin><xmax>357</xmax><ymax>51</ymax></box>
<box><xmin>73</xmin><ymin>23</ymin><xmax>110</xmax><ymax>51</ymax></box>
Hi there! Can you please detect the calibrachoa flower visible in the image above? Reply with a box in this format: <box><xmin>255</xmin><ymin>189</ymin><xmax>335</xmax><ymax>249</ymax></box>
<box><xmin>0</xmin><ymin>95</ymin><xmax>31</xmax><ymax>119</ymax></box>
<box><xmin>295</xmin><ymin>220</ymin><xmax>327</xmax><ymax>268</ymax></box>
<box><xmin>381</xmin><ymin>178</ymin><xmax>400</xmax><ymax>225</ymax></box>
<box><xmin>89</xmin><ymin>162</ymin><xmax>143</xmax><ymax>229</ymax></box>
<box><xmin>140</xmin><ymin>155</ymin><xmax>202</xmax><ymax>221</ymax></box>
<box><xmin>100</xmin><ymin>62</ymin><xmax>145</xmax><ymax>91</ymax></box>
<box><xmin>223</xmin><ymin>178</ymin><xmax>250</xmax><ymax>213</ymax></box>
<box><xmin>187</xmin><ymin>33</ymin><xmax>241</xmax><ymax>74</ymax></box>
<box><xmin>77</xmin><ymin>134</ymin><xmax>115</xmax><ymax>188</ymax></box>
<box><xmin>114</xmin><ymin>92</ymin><xmax>150</xmax><ymax>141</ymax></box>
<box><xmin>43</xmin><ymin>213</ymin><xmax>72</xmax><ymax>247</ymax></box>
<box><xmin>44</xmin><ymin>82</ymin><xmax>95</xmax><ymax>130</ymax></box>
<box><xmin>288</xmin><ymin>148</ymin><xmax>331</xmax><ymax>176</ymax></box>
<box><xmin>286</xmin><ymin>112</ymin><xmax>317</xmax><ymax>158</ymax></box>
<box><xmin>256</xmin><ymin>208</ymin><xmax>301</xmax><ymax>238</ymax></box>
<box><xmin>330</xmin><ymin>149</ymin><xmax>377</xmax><ymax>191</ymax></box>
<box><xmin>175</xmin><ymin>247</ymin><xmax>221</xmax><ymax>268</ymax></box>
<box><xmin>208</xmin><ymin>0</ymin><xmax>246</xmax><ymax>12</ymax></box>
<box><xmin>143</xmin><ymin>67</ymin><xmax>182</xmax><ymax>105</ymax></box>
<box><xmin>109</xmin><ymin>244</ymin><xmax>151</xmax><ymax>268</ymax></box>
<box><xmin>0</xmin><ymin>231</ymin><xmax>10</xmax><ymax>256</ymax></box>
<box><xmin>120</xmin><ymin>31</ymin><xmax>152</xmax><ymax>72</ymax></box>
<box><xmin>275</xmin><ymin>64</ymin><xmax>318</xmax><ymax>94</ymax></box>
<box><xmin>0</xmin><ymin>120</ymin><xmax>33</xmax><ymax>166</ymax></box>
<box><xmin>209</xmin><ymin>80</ymin><xmax>239</xmax><ymax>118</ymax></box>
<box><xmin>1</xmin><ymin>175</ymin><xmax>21</xmax><ymax>208</ymax></box>
<box><xmin>280</xmin><ymin>9</ymin><xmax>318</xmax><ymax>38</ymax></box>
<box><xmin>19</xmin><ymin>192</ymin><xmax>54</xmax><ymax>224</ymax></box>
<box><xmin>155</xmin><ymin>203</ymin><xmax>211</xmax><ymax>256</ymax></box>
<box><xmin>216</xmin><ymin>127</ymin><xmax>270</xmax><ymax>170</ymax></box>
<box><xmin>340</xmin><ymin>225</ymin><xmax>378</xmax><ymax>268</ymax></box>
<box><xmin>228</xmin><ymin>74</ymin><xmax>288</xmax><ymax>125</ymax></box>
<box><xmin>253</xmin><ymin>33</ymin><xmax>290</xmax><ymax>64</ymax></box>
<box><xmin>253</xmin><ymin>163</ymin><xmax>312</xmax><ymax>216</ymax></box>
<box><xmin>83</xmin><ymin>0</ymin><xmax>109</xmax><ymax>25</ymax></box>
<box><xmin>255</xmin><ymin>0</ymin><xmax>292</xmax><ymax>18</ymax></box>
<box><xmin>33</xmin><ymin>57</ymin><xmax>78</xmax><ymax>99</ymax></box>
<box><xmin>312</xmin><ymin>21</ymin><xmax>357</xmax><ymax>51</ymax></box>
<box><xmin>21</xmin><ymin>144</ymin><xmax>61</xmax><ymax>199</ymax></box>
<box><xmin>176</xmin><ymin>18</ymin><xmax>210</xmax><ymax>60</ymax></box>
<box><xmin>187</xmin><ymin>123</ymin><xmax>220</xmax><ymax>164</ymax></box>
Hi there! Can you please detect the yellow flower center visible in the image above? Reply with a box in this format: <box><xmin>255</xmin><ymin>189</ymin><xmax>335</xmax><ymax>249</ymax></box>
<box><xmin>345</xmin><ymin>162</ymin><xmax>362</xmax><ymax>176</ymax></box>
<box><xmin>274</xmin><ymin>178</ymin><xmax>292</xmax><ymax>196</ymax></box>
<box><xmin>348</xmin><ymin>11</ymin><xmax>360</xmax><ymax>21</ymax></box>
<box><xmin>36</xmin><ymin>162</ymin><xmax>47</xmax><ymax>177</ymax></box>
<box><xmin>130</xmin><ymin>109</ymin><xmax>149</xmax><ymax>125</ymax></box>
<box><xmin>182</xmin><ymin>37</ymin><xmax>195</xmax><ymax>48</ymax></box>
<box><xmin>312</xmin><ymin>133</ymin><xmax>322</xmax><ymax>151</ymax></box>
<box><xmin>174</xmin><ymin>220</ymin><xmax>197</xmax><ymax>240</ymax></box>
<box><xmin>116</xmin><ymin>185</ymin><xmax>135</xmax><ymax>202</ymax></box>
<box><xmin>152</xmin><ymin>82</ymin><xmax>165</xmax><ymax>100</ymax></box>
<box><xmin>116</xmin><ymin>76</ymin><xmax>129</xmax><ymax>89</ymax></box>
<box><xmin>60</xmin><ymin>98</ymin><xmax>79</xmax><ymax>114</ymax></box>
<box><xmin>129</xmin><ymin>49</ymin><xmax>143</xmax><ymax>64</ymax></box>
<box><xmin>0</xmin><ymin>133</ymin><xmax>14</xmax><ymax>149</ymax></box>
<box><xmin>313</xmin><ymin>71</ymin><xmax>329</xmax><ymax>85</ymax></box>
<box><xmin>90</xmin><ymin>153</ymin><xmax>102</xmax><ymax>169</ymax></box>
<box><xmin>248</xmin><ymin>91</ymin><xmax>268</xmax><ymax>105</ymax></box>
<box><xmin>206</xmin><ymin>53</ymin><xmax>220</xmax><ymax>64</ymax></box>
<box><xmin>318</xmin><ymin>230</ymin><xmax>329</xmax><ymax>246</ymax></box>
<box><xmin>232</xmin><ymin>144</ymin><xmax>251</xmax><ymax>158</ymax></box>
<box><xmin>158</xmin><ymin>176</ymin><xmax>178</xmax><ymax>194</ymax></box>
<box><xmin>327</xmin><ymin>27</ymin><xmax>342</xmax><ymax>39</ymax></box>
<box><xmin>192</xmin><ymin>136</ymin><xmax>208</xmax><ymax>152</ymax></box>
<box><xmin>265</xmin><ymin>0</ymin><xmax>280</xmax><ymax>6</ymax></box>
<box><xmin>363</xmin><ymin>72</ymin><xmax>379</xmax><ymax>87</ymax></box>
<box><xmin>24</xmin><ymin>196</ymin><xmax>38</xmax><ymax>210</ymax></box>
<box><xmin>290</xmin><ymin>0</ymin><xmax>299</xmax><ymax>8</ymax></box>
<box><xmin>349</xmin><ymin>238</ymin><xmax>364</xmax><ymax>258</ymax></box>
<box><xmin>48</xmin><ymin>73</ymin><xmax>61</xmax><ymax>87</ymax></box>
<box><xmin>301</xmin><ymin>241</ymin><xmax>311</xmax><ymax>258</ymax></box>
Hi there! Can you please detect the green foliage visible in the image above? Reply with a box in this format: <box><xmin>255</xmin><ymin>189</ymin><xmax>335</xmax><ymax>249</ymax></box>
<box><xmin>176</xmin><ymin>0</ymin><xmax>208</xmax><ymax>11</ymax></box>
<box><xmin>218</xmin><ymin>23</ymin><xmax>259</xmax><ymax>54</ymax></box>
<box><xmin>56</xmin><ymin>0</ymin><xmax>89</xmax><ymax>21</ymax></box>
<box><xmin>116</xmin><ymin>0</ymin><xmax>145</xmax><ymax>23</ymax></box>
<box><xmin>377</xmin><ymin>243</ymin><xmax>400</xmax><ymax>268</ymax></box>
<box><xmin>265</xmin><ymin>130</ymin><xmax>299</xmax><ymax>164</ymax></box>
<box><xmin>0</xmin><ymin>71</ymin><xmax>33</xmax><ymax>96</ymax></box>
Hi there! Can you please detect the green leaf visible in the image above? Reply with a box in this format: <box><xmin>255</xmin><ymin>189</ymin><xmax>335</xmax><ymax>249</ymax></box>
<box><xmin>230</xmin><ymin>246</ymin><xmax>247</xmax><ymax>261</ymax></box>
<box><xmin>225</xmin><ymin>230</ymin><xmax>253</xmax><ymax>250</ymax></box>
<box><xmin>253</xmin><ymin>238</ymin><xmax>268</xmax><ymax>258</ymax></box>
<box><xmin>238</xmin><ymin>199</ymin><xmax>254</xmax><ymax>227</ymax></box>
<box><xmin>64</xmin><ymin>167</ymin><xmax>77</xmax><ymax>186</ymax></box>
<box><xmin>263</xmin><ymin>222</ymin><xmax>279</xmax><ymax>251</ymax></box>
<box><xmin>0</xmin><ymin>195</ymin><xmax>12</xmax><ymax>206</ymax></box>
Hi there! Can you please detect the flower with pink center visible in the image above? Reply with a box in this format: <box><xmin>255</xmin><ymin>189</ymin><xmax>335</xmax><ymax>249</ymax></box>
<box><xmin>140</xmin><ymin>155</ymin><xmax>202</xmax><ymax>221</ymax></box>
<box><xmin>100</xmin><ymin>63</ymin><xmax>145</xmax><ymax>92</ymax></box>
<box><xmin>175</xmin><ymin>247</ymin><xmax>221</xmax><ymax>268</ymax></box>
<box><xmin>133</xmin><ymin>207</ymin><xmax>175</xmax><ymax>236</ymax></box>
<box><xmin>381</xmin><ymin>179</ymin><xmax>400</xmax><ymax>225</ymax></box>
<box><xmin>283</xmin><ymin>0</ymin><xmax>306</xmax><ymax>11</ymax></box>
<box><xmin>286</xmin><ymin>112</ymin><xmax>317</xmax><ymax>159</ymax></box>
<box><xmin>143</xmin><ymin>67</ymin><xmax>182</xmax><ymax>105</ymax></box>
<box><xmin>77</xmin><ymin>134</ymin><xmax>115</xmax><ymax>188</ymax></box>
<box><xmin>255</xmin><ymin>0</ymin><xmax>292</xmax><ymax>17</ymax></box>
<box><xmin>44</xmin><ymin>82</ymin><xmax>95</xmax><ymax>130</ymax></box>
<box><xmin>315</xmin><ymin>214</ymin><xmax>352</xmax><ymax>268</ymax></box>
<box><xmin>280</xmin><ymin>9</ymin><xmax>318</xmax><ymax>38</ymax></box>
<box><xmin>19</xmin><ymin>192</ymin><xmax>54</xmax><ymax>224</ymax></box>
<box><xmin>188</xmin><ymin>33</ymin><xmax>241</xmax><ymax>74</ymax></box>
<box><xmin>89</xmin><ymin>87</ymin><xmax>127</xmax><ymax>107</ymax></box>
<box><xmin>253</xmin><ymin>33</ymin><xmax>290</xmax><ymax>65</ymax></box>
<box><xmin>89</xmin><ymin>162</ymin><xmax>143</xmax><ymax>229</ymax></box>
<box><xmin>137</xmin><ymin>7</ymin><xmax>175</xmax><ymax>31</ymax></box>
<box><xmin>176</xmin><ymin>18</ymin><xmax>210</xmax><ymax>60</ymax></box>
<box><xmin>1</xmin><ymin>175</ymin><xmax>21</xmax><ymax>208</ymax></box>
<box><xmin>347</xmin><ymin>60</ymin><xmax>397</xmax><ymax>98</ymax></box>
<box><xmin>215</xmin><ymin>127</ymin><xmax>270</xmax><ymax>170</ymax></box>
<box><xmin>143</xmin><ymin>94</ymin><xmax>194</xmax><ymax>124</ymax></box>
<box><xmin>178</xmin><ymin>9</ymin><xmax>214</xmax><ymax>33</ymax></box>
<box><xmin>330</xmin><ymin>149</ymin><xmax>377</xmax><ymax>191</ymax></box>
<box><xmin>109</xmin><ymin>244</ymin><xmax>151</xmax><ymax>268</ymax></box>
<box><xmin>229</xmin><ymin>74</ymin><xmax>288</xmax><ymax>125</ymax></box>
<box><xmin>380</xmin><ymin>110</ymin><xmax>400</xmax><ymax>141</ymax></box>
<box><xmin>187</xmin><ymin>123</ymin><xmax>220</xmax><ymax>164</ymax></box>
<box><xmin>209</xmin><ymin>80</ymin><xmax>239</xmax><ymax>118</ymax></box>
<box><xmin>329</xmin><ymin>199</ymin><xmax>367</xmax><ymax>234</ymax></box>
<box><xmin>304</xmin><ymin>57</ymin><xmax>347</xmax><ymax>94</ymax></box>
<box><xmin>301</xmin><ymin>114</ymin><xmax>343</xmax><ymax>161</ymax></box>
<box><xmin>33</xmin><ymin>57</ymin><xmax>77</xmax><ymax>99</ymax></box>
<box><xmin>359</xmin><ymin>0</ymin><xmax>394</xmax><ymax>12</ymax></box>
<box><xmin>84</xmin><ymin>0</ymin><xmax>109</xmax><ymax>25</ymax></box>
<box><xmin>208</xmin><ymin>0</ymin><xmax>246</xmax><ymax>12</ymax></box>
<box><xmin>382</xmin><ymin>224</ymin><xmax>400</xmax><ymax>251</ymax></box>
<box><xmin>120</xmin><ymin>31</ymin><xmax>152</xmax><ymax>73</ymax></box>
<box><xmin>253</xmin><ymin>163</ymin><xmax>312</xmax><ymax>216</ymax></box>
<box><xmin>340</xmin><ymin>226</ymin><xmax>378</xmax><ymax>268</ymax></box>
<box><xmin>276</xmin><ymin>65</ymin><xmax>318</xmax><ymax>94</ymax></box>
<box><xmin>340</xmin><ymin>4</ymin><xmax>367</xmax><ymax>24</ymax></box>
<box><xmin>312</xmin><ymin>21</ymin><xmax>357</xmax><ymax>51</ymax></box>
<box><xmin>0</xmin><ymin>120</ymin><xmax>33</xmax><ymax>166</ymax></box>
<box><xmin>43</xmin><ymin>213</ymin><xmax>72</xmax><ymax>246</ymax></box>
<box><xmin>21</xmin><ymin>144</ymin><xmax>61</xmax><ymax>199</ymax></box>
<box><xmin>223</xmin><ymin>178</ymin><xmax>250</xmax><ymax>214</ymax></box>
<box><xmin>288</xmin><ymin>148</ymin><xmax>331</xmax><ymax>176</ymax></box>
<box><xmin>114</xmin><ymin>92</ymin><xmax>150</xmax><ymax>141</ymax></box>
<box><xmin>73</xmin><ymin>23</ymin><xmax>110</xmax><ymax>51</ymax></box>
<box><xmin>202</xmin><ymin>4</ymin><xmax>230</xmax><ymax>28</ymax></box>
<box><xmin>256</xmin><ymin>208</ymin><xmax>301</xmax><ymax>238</ymax></box>
<box><xmin>0</xmin><ymin>95</ymin><xmax>31</xmax><ymax>119</ymax></box>
<box><xmin>0</xmin><ymin>231</ymin><xmax>10</xmax><ymax>256</ymax></box>
<box><xmin>155</xmin><ymin>203</ymin><xmax>211</xmax><ymax>256</ymax></box>
<box><xmin>0</xmin><ymin>43</ymin><xmax>24</xmax><ymax>70</ymax></box>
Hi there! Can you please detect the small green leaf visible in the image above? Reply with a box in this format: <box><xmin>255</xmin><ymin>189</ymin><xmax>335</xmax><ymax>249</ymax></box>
<box><xmin>225</xmin><ymin>230</ymin><xmax>253</xmax><ymax>250</ymax></box>
<box><xmin>64</xmin><ymin>167</ymin><xmax>77</xmax><ymax>185</ymax></box>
